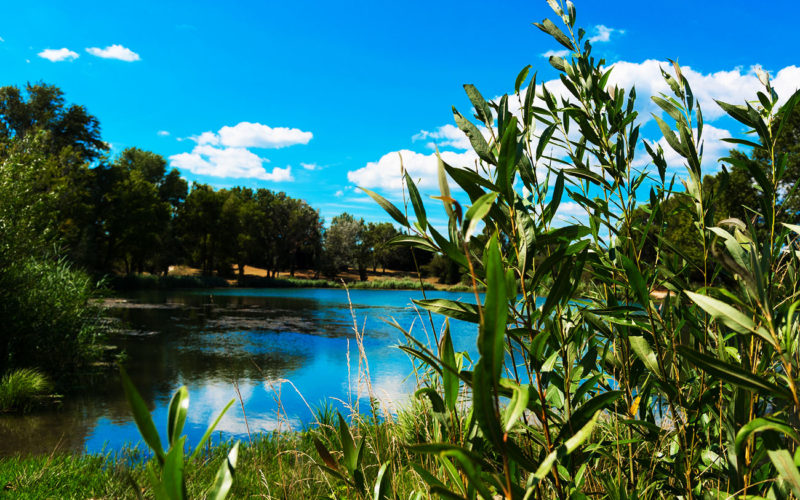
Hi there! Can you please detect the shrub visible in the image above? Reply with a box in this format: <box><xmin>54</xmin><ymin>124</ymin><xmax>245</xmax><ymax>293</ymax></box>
<box><xmin>347</xmin><ymin>1</ymin><xmax>800</xmax><ymax>497</ymax></box>
<box><xmin>0</xmin><ymin>368</ymin><xmax>54</xmax><ymax>412</ymax></box>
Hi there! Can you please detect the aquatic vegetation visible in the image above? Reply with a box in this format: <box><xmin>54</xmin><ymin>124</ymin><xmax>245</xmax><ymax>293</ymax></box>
<box><xmin>0</xmin><ymin>369</ymin><xmax>53</xmax><ymax>413</ymax></box>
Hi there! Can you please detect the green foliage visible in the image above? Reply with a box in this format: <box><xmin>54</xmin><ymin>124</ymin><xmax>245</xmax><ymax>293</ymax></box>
<box><xmin>0</xmin><ymin>368</ymin><xmax>53</xmax><ymax>413</ymax></box>
<box><xmin>119</xmin><ymin>365</ymin><xmax>239</xmax><ymax>500</ymax></box>
<box><xmin>341</xmin><ymin>1</ymin><xmax>800</xmax><ymax>497</ymax></box>
<box><xmin>0</xmin><ymin>125</ymin><xmax>107</xmax><ymax>383</ymax></box>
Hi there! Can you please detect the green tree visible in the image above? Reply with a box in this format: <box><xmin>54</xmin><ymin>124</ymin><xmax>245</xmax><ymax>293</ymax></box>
<box><xmin>0</xmin><ymin>83</ymin><xmax>109</xmax><ymax>269</ymax></box>
<box><xmin>0</xmin><ymin>136</ymin><xmax>102</xmax><ymax>379</ymax></box>
<box><xmin>95</xmin><ymin>148</ymin><xmax>187</xmax><ymax>274</ymax></box>
<box><xmin>363</xmin><ymin>222</ymin><xmax>398</xmax><ymax>273</ymax></box>
<box><xmin>323</xmin><ymin>213</ymin><xmax>369</xmax><ymax>280</ymax></box>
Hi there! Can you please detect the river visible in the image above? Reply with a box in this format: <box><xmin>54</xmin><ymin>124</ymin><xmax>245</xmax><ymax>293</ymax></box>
<box><xmin>0</xmin><ymin>288</ymin><xmax>478</xmax><ymax>456</ymax></box>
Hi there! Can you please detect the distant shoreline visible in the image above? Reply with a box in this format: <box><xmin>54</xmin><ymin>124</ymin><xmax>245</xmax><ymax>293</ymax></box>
<box><xmin>105</xmin><ymin>265</ymin><xmax>477</xmax><ymax>293</ymax></box>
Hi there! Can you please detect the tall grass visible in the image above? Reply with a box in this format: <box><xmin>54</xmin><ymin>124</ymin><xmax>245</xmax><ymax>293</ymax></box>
<box><xmin>351</xmin><ymin>1</ymin><xmax>800</xmax><ymax>497</ymax></box>
<box><xmin>0</xmin><ymin>369</ymin><xmax>53</xmax><ymax>413</ymax></box>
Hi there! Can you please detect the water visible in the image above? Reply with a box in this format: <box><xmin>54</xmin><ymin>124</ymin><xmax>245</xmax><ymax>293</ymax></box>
<box><xmin>0</xmin><ymin>288</ymin><xmax>478</xmax><ymax>456</ymax></box>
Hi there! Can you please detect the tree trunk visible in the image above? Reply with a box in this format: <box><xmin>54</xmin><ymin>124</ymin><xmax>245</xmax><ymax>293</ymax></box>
<box><xmin>358</xmin><ymin>262</ymin><xmax>368</xmax><ymax>282</ymax></box>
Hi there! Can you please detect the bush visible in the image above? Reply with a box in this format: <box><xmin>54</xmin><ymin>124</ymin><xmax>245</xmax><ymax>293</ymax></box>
<box><xmin>0</xmin><ymin>257</ymin><xmax>104</xmax><ymax>380</ymax></box>
<box><xmin>350</xmin><ymin>1</ymin><xmax>800</xmax><ymax>497</ymax></box>
<box><xmin>0</xmin><ymin>368</ymin><xmax>54</xmax><ymax>412</ymax></box>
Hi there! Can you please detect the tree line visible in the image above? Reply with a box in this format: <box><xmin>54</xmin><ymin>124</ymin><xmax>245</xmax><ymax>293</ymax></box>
<box><xmin>0</xmin><ymin>83</ymin><xmax>427</xmax><ymax>283</ymax></box>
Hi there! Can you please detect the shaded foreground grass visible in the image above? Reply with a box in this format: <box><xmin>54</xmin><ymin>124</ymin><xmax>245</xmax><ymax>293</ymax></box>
<box><xmin>0</xmin><ymin>412</ymin><xmax>433</xmax><ymax>499</ymax></box>
<box><xmin>1</xmin><ymin>432</ymin><xmax>333</xmax><ymax>499</ymax></box>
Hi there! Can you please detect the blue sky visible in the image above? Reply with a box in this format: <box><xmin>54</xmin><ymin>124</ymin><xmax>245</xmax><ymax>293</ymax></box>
<box><xmin>2</xmin><ymin>0</ymin><xmax>799</xmax><ymax>225</ymax></box>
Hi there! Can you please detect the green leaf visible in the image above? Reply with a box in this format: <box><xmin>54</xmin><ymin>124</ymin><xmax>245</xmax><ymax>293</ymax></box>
<box><xmin>715</xmin><ymin>100</ymin><xmax>755</xmax><ymax>127</ymax></box>
<box><xmin>652</xmin><ymin>114</ymin><xmax>686</xmax><ymax>157</ymax></box>
<box><xmin>163</xmin><ymin>436</ymin><xmax>187</xmax><ymax>500</ymax></box>
<box><xmin>535</xmin><ymin>411</ymin><xmax>601</xmax><ymax>481</ymax></box>
<box><xmin>404</xmin><ymin>170</ymin><xmax>427</xmax><ymax>231</ymax></box>
<box><xmin>119</xmin><ymin>365</ymin><xmax>166</xmax><ymax>464</ymax></box>
<box><xmin>208</xmin><ymin>442</ymin><xmax>239</xmax><ymax>500</ymax></box>
<box><xmin>533</xmin><ymin>19</ymin><xmax>575</xmax><ymax>51</ymax></box>
<box><xmin>313</xmin><ymin>437</ymin><xmax>339</xmax><ymax>472</ymax></box>
<box><xmin>536</xmin><ymin>123</ymin><xmax>557</xmax><ymax>160</ymax></box>
<box><xmin>387</xmin><ymin>234</ymin><xmax>439</xmax><ymax>253</ymax></box>
<box><xmin>373</xmin><ymin>463</ymin><xmax>392</xmax><ymax>500</ymax></box>
<box><xmin>441</xmin><ymin>449</ymin><xmax>495</xmax><ymax>500</ymax></box>
<box><xmin>413</xmin><ymin>298</ymin><xmax>480</xmax><ymax>324</ymax></box>
<box><xmin>503</xmin><ymin>382</ymin><xmax>530</xmax><ymax>432</ymax></box>
<box><xmin>556</xmin><ymin>391</ymin><xmax>622</xmax><ymax>444</ymax></box>
<box><xmin>496</xmin><ymin>116</ymin><xmax>520</xmax><ymax>199</ymax></box>
<box><xmin>620</xmin><ymin>254</ymin><xmax>649</xmax><ymax>307</ymax></box>
<box><xmin>515</xmin><ymin>65</ymin><xmax>532</xmax><ymax>93</ymax></box>
<box><xmin>415</xmin><ymin>387</ymin><xmax>446</xmax><ymax>413</ymax></box>
<box><xmin>167</xmin><ymin>386</ymin><xmax>189</xmax><ymax>448</ymax></box>
<box><xmin>783</xmin><ymin>222</ymin><xmax>800</xmax><ymax>235</ymax></box>
<box><xmin>463</xmin><ymin>192</ymin><xmax>497</xmax><ymax>241</ymax></box>
<box><xmin>735</xmin><ymin>418</ymin><xmax>800</xmax><ymax>456</ymax></box>
<box><xmin>684</xmin><ymin>291</ymin><xmax>772</xmax><ymax>346</ymax></box>
<box><xmin>189</xmin><ymin>398</ymin><xmax>236</xmax><ymax>462</ymax></box>
<box><xmin>652</xmin><ymin>96</ymin><xmax>684</xmax><ymax>122</ymax></box>
<box><xmin>439</xmin><ymin>320</ymin><xmax>459</xmax><ymax>413</ymax></box>
<box><xmin>677</xmin><ymin>346</ymin><xmax>791</xmax><ymax>399</ymax></box>
<box><xmin>629</xmin><ymin>336</ymin><xmax>661</xmax><ymax>376</ymax></box>
<box><xmin>768</xmin><ymin>449</ymin><xmax>800</xmax><ymax>497</ymax></box>
<box><xmin>453</xmin><ymin>108</ymin><xmax>495</xmax><ymax>165</ymax></box>
<box><xmin>337</xmin><ymin>411</ymin><xmax>358</xmax><ymax>475</ymax></box>
<box><xmin>358</xmin><ymin>186</ymin><xmax>409</xmax><ymax>227</ymax></box>
<box><xmin>463</xmin><ymin>84</ymin><xmax>493</xmax><ymax>127</ymax></box>
<box><xmin>480</xmin><ymin>234</ymin><xmax>508</xmax><ymax>380</ymax></box>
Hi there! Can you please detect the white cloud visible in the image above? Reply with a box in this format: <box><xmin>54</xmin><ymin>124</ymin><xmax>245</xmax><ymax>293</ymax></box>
<box><xmin>169</xmin><ymin>145</ymin><xmax>293</xmax><ymax>181</ymax></box>
<box><xmin>334</xmin><ymin>190</ymin><xmax>344</xmax><ymax>197</ymax></box>
<box><xmin>588</xmin><ymin>25</ymin><xmax>624</xmax><ymax>44</ymax></box>
<box><xmin>605</xmin><ymin>61</ymin><xmax>800</xmax><ymax>122</ymax></box>
<box><xmin>347</xmin><ymin>149</ymin><xmax>478</xmax><ymax>191</ymax></box>
<box><xmin>217</xmin><ymin>122</ymin><xmax>312</xmax><ymax>148</ymax></box>
<box><xmin>412</xmin><ymin>124</ymin><xmax>474</xmax><ymax>150</ymax></box>
<box><xmin>85</xmin><ymin>44</ymin><xmax>140</xmax><ymax>62</ymax></box>
<box><xmin>38</xmin><ymin>48</ymin><xmax>79</xmax><ymax>62</ymax></box>
<box><xmin>157</xmin><ymin>130</ymin><xmax>170</xmax><ymax>137</ymax></box>
<box><xmin>188</xmin><ymin>122</ymin><xmax>313</xmax><ymax>149</ymax></box>
<box><xmin>192</xmin><ymin>131</ymin><xmax>220</xmax><ymax>145</ymax></box>
<box><xmin>351</xmin><ymin>62</ymin><xmax>800</xmax><ymax>201</ymax></box>
<box><xmin>301</xmin><ymin>162</ymin><xmax>321</xmax><ymax>170</ymax></box>
<box><xmin>542</xmin><ymin>49</ymin><xmax>570</xmax><ymax>58</ymax></box>
<box><xmin>174</xmin><ymin>121</ymin><xmax>311</xmax><ymax>181</ymax></box>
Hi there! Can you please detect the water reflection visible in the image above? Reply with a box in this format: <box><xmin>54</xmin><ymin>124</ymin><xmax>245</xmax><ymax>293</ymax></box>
<box><xmin>0</xmin><ymin>288</ymin><xmax>477</xmax><ymax>456</ymax></box>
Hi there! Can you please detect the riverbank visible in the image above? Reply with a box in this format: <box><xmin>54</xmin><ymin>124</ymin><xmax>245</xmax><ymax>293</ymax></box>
<box><xmin>0</xmin><ymin>416</ymin><xmax>424</xmax><ymax>499</ymax></box>
<box><xmin>107</xmin><ymin>265</ymin><xmax>477</xmax><ymax>292</ymax></box>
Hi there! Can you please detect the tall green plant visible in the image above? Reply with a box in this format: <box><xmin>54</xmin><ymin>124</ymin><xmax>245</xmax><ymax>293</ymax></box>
<box><xmin>119</xmin><ymin>366</ymin><xmax>239</xmax><ymax>499</ymax></box>
<box><xmin>354</xmin><ymin>1</ymin><xmax>800</xmax><ymax>497</ymax></box>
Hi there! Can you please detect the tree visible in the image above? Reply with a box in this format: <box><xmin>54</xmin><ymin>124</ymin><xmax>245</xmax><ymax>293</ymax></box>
<box><xmin>0</xmin><ymin>83</ymin><xmax>109</xmax><ymax>270</ymax></box>
<box><xmin>0</xmin><ymin>83</ymin><xmax>107</xmax><ymax>164</ymax></box>
<box><xmin>95</xmin><ymin>148</ymin><xmax>187</xmax><ymax>274</ymax></box>
<box><xmin>323</xmin><ymin>213</ymin><xmax>369</xmax><ymax>280</ymax></box>
<box><xmin>363</xmin><ymin>222</ymin><xmax>398</xmax><ymax>273</ymax></box>
<box><xmin>0</xmin><ymin>135</ymin><xmax>102</xmax><ymax>378</ymax></box>
<box><xmin>178</xmin><ymin>184</ymin><xmax>226</xmax><ymax>275</ymax></box>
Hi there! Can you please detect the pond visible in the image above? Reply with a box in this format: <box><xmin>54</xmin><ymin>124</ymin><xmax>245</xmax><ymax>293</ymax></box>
<box><xmin>0</xmin><ymin>288</ymin><xmax>478</xmax><ymax>457</ymax></box>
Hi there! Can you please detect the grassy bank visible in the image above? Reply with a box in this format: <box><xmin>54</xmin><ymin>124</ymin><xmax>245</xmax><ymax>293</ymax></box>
<box><xmin>107</xmin><ymin>273</ymin><xmax>472</xmax><ymax>292</ymax></box>
<box><xmin>0</xmin><ymin>414</ymin><xmax>430</xmax><ymax>499</ymax></box>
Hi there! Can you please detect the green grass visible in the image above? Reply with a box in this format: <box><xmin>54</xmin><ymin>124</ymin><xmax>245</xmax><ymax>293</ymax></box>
<box><xmin>0</xmin><ymin>418</ymin><xmax>429</xmax><ymax>499</ymax></box>
<box><xmin>0</xmin><ymin>369</ymin><xmax>54</xmax><ymax>413</ymax></box>
<box><xmin>110</xmin><ymin>273</ymin><xmax>445</xmax><ymax>291</ymax></box>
